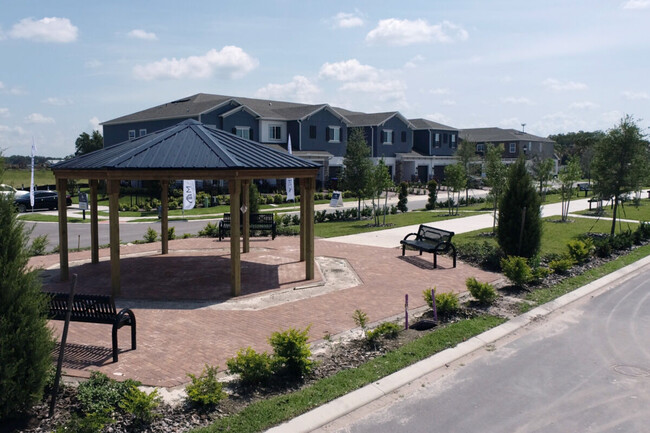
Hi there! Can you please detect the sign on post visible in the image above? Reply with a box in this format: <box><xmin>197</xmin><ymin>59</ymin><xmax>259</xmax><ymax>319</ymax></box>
<box><xmin>78</xmin><ymin>192</ymin><xmax>89</xmax><ymax>210</ymax></box>
<box><xmin>329</xmin><ymin>191</ymin><xmax>343</xmax><ymax>207</ymax></box>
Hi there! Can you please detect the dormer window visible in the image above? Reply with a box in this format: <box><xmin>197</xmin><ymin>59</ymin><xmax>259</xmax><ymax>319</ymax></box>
<box><xmin>235</xmin><ymin>126</ymin><xmax>251</xmax><ymax>140</ymax></box>
<box><xmin>139</xmin><ymin>129</ymin><xmax>147</xmax><ymax>137</ymax></box>
<box><xmin>270</xmin><ymin>125</ymin><xmax>282</xmax><ymax>140</ymax></box>
<box><xmin>128</xmin><ymin>130</ymin><xmax>136</xmax><ymax>140</ymax></box>
<box><xmin>326</xmin><ymin>126</ymin><xmax>340</xmax><ymax>143</ymax></box>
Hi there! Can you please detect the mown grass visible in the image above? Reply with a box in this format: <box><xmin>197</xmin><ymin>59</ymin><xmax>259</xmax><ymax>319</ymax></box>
<box><xmin>454</xmin><ymin>216</ymin><xmax>638</xmax><ymax>257</ymax></box>
<box><xmin>1</xmin><ymin>168</ymin><xmax>55</xmax><ymax>187</ymax></box>
<box><xmin>192</xmin><ymin>315</ymin><xmax>504</xmax><ymax>433</ymax></box>
<box><xmin>17</xmin><ymin>214</ymin><xmax>89</xmax><ymax>223</ymax></box>
<box><xmin>575</xmin><ymin>199</ymin><xmax>650</xmax><ymax>222</ymax></box>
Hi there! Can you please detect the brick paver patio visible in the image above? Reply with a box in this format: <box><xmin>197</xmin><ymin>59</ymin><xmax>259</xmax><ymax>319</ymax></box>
<box><xmin>31</xmin><ymin>236</ymin><xmax>501</xmax><ymax>387</ymax></box>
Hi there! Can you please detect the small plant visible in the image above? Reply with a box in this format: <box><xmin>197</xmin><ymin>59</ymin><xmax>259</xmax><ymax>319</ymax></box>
<box><xmin>118</xmin><ymin>385</ymin><xmax>161</xmax><ymax>424</ymax></box>
<box><xmin>365</xmin><ymin>321</ymin><xmax>401</xmax><ymax>342</ymax></box>
<box><xmin>549</xmin><ymin>257</ymin><xmax>574</xmax><ymax>274</ymax></box>
<box><xmin>76</xmin><ymin>371</ymin><xmax>141</xmax><ymax>414</ymax></box>
<box><xmin>423</xmin><ymin>289</ymin><xmax>460</xmax><ymax>317</ymax></box>
<box><xmin>226</xmin><ymin>348</ymin><xmax>274</xmax><ymax>386</ymax></box>
<box><xmin>167</xmin><ymin>226</ymin><xmax>176</xmax><ymax>240</ymax></box>
<box><xmin>567</xmin><ymin>238</ymin><xmax>593</xmax><ymax>264</ymax></box>
<box><xmin>466</xmin><ymin>277</ymin><xmax>498</xmax><ymax>305</ymax></box>
<box><xmin>610</xmin><ymin>231</ymin><xmax>634</xmax><ymax>250</ymax></box>
<box><xmin>352</xmin><ymin>309</ymin><xmax>368</xmax><ymax>332</ymax></box>
<box><xmin>531</xmin><ymin>266</ymin><xmax>552</xmax><ymax>283</ymax></box>
<box><xmin>500</xmin><ymin>256</ymin><xmax>533</xmax><ymax>287</ymax></box>
<box><xmin>143</xmin><ymin>227</ymin><xmax>158</xmax><ymax>243</ymax></box>
<box><xmin>29</xmin><ymin>234</ymin><xmax>49</xmax><ymax>256</ymax></box>
<box><xmin>199</xmin><ymin>222</ymin><xmax>219</xmax><ymax>237</ymax></box>
<box><xmin>54</xmin><ymin>411</ymin><xmax>113</xmax><ymax>433</ymax></box>
<box><xmin>186</xmin><ymin>364</ymin><xmax>227</xmax><ymax>405</ymax></box>
<box><xmin>269</xmin><ymin>327</ymin><xmax>313</xmax><ymax>378</ymax></box>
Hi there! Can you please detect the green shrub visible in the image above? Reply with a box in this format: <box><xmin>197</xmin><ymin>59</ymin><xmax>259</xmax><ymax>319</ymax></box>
<box><xmin>0</xmin><ymin>193</ymin><xmax>54</xmax><ymax>420</ymax></box>
<box><xmin>457</xmin><ymin>241</ymin><xmax>504</xmax><ymax>271</ymax></box>
<box><xmin>549</xmin><ymin>257</ymin><xmax>574</xmax><ymax>274</ymax></box>
<box><xmin>466</xmin><ymin>277</ymin><xmax>498</xmax><ymax>305</ymax></box>
<box><xmin>226</xmin><ymin>348</ymin><xmax>274</xmax><ymax>386</ymax></box>
<box><xmin>610</xmin><ymin>231</ymin><xmax>634</xmax><ymax>250</ymax></box>
<box><xmin>531</xmin><ymin>266</ymin><xmax>551</xmax><ymax>283</ymax></box>
<box><xmin>186</xmin><ymin>365</ymin><xmax>226</xmax><ymax>406</ymax></box>
<box><xmin>199</xmin><ymin>222</ymin><xmax>219</xmax><ymax>237</ymax></box>
<box><xmin>76</xmin><ymin>371</ymin><xmax>141</xmax><ymax>414</ymax></box>
<box><xmin>425</xmin><ymin>179</ymin><xmax>438</xmax><ymax>210</ymax></box>
<box><xmin>54</xmin><ymin>411</ymin><xmax>113</xmax><ymax>433</ymax></box>
<box><xmin>636</xmin><ymin>221</ymin><xmax>650</xmax><ymax>240</ymax></box>
<box><xmin>423</xmin><ymin>289</ymin><xmax>460</xmax><ymax>317</ymax></box>
<box><xmin>366</xmin><ymin>321</ymin><xmax>401</xmax><ymax>342</ymax></box>
<box><xmin>118</xmin><ymin>385</ymin><xmax>161</xmax><ymax>424</ymax></box>
<box><xmin>29</xmin><ymin>234</ymin><xmax>49</xmax><ymax>256</ymax></box>
<box><xmin>269</xmin><ymin>327</ymin><xmax>313</xmax><ymax>378</ymax></box>
<box><xmin>567</xmin><ymin>238</ymin><xmax>593</xmax><ymax>263</ymax></box>
<box><xmin>593</xmin><ymin>237</ymin><xmax>613</xmax><ymax>257</ymax></box>
<box><xmin>167</xmin><ymin>226</ymin><xmax>176</xmax><ymax>240</ymax></box>
<box><xmin>500</xmin><ymin>256</ymin><xmax>533</xmax><ymax>287</ymax></box>
<box><xmin>397</xmin><ymin>182</ymin><xmax>408</xmax><ymax>213</ymax></box>
<box><xmin>352</xmin><ymin>309</ymin><xmax>368</xmax><ymax>331</ymax></box>
<box><xmin>143</xmin><ymin>227</ymin><xmax>158</xmax><ymax>243</ymax></box>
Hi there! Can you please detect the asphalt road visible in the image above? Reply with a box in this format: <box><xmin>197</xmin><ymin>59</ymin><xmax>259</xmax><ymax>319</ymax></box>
<box><xmin>319</xmin><ymin>268</ymin><xmax>650</xmax><ymax>433</ymax></box>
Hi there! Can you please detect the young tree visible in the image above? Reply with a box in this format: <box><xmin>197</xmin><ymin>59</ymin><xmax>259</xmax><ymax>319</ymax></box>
<box><xmin>531</xmin><ymin>156</ymin><xmax>555</xmax><ymax>201</ymax></box>
<box><xmin>559</xmin><ymin>156</ymin><xmax>582</xmax><ymax>222</ymax></box>
<box><xmin>0</xmin><ymin>153</ymin><xmax>54</xmax><ymax>420</ymax></box>
<box><xmin>497</xmin><ymin>156</ymin><xmax>542</xmax><ymax>258</ymax></box>
<box><xmin>592</xmin><ymin>115</ymin><xmax>649</xmax><ymax>235</ymax></box>
<box><xmin>484</xmin><ymin>143</ymin><xmax>508</xmax><ymax>232</ymax></box>
<box><xmin>368</xmin><ymin>159</ymin><xmax>392</xmax><ymax>226</ymax></box>
<box><xmin>443</xmin><ymin>163</ymin><xmax>467</xmax><ymax>216</ymax></box>
<box><xmin>455</xmin><ymin>140</ymin><xmax>478</xmax><ymax>204</ymax></box>
<box><xmin>340</xmin><ymin>128</ymin><xmax>372</xmax><ymax>219</ymax></box>
<box><xmin>425</xmin><ymin>179</ymin><xmax>438</xmax><ymax>210</ymax></box>
<box><xmin>397</xmin><ymin>182</ymin><xmax>409</xmax><ymax>213</ymax></box>
<box><xmin>75</xmin><ymin>130</ymin><xmax>104</xmax><ymax>156</ymax></box>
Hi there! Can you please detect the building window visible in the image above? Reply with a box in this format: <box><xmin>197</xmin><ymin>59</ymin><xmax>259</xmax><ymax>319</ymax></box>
<box><xmin>382</xmin><ymin>129</ymin><xmax>394</xmax><ymax>144</ymax></box>
<box><xmin>434</xmin><ymin>133</ymin><xmax>440</xmax><ymax>148</ymax></box>
<box><xmin>235</xmin><ymin>127</ymin><xmax>250</xmax><ymax>139</ymax></box>
<box><xmin>326</xmin><ymin>126</ymin><xmax>340</xmax><ymax>142</ymax></box>
<box><xmin>270</xmin><ymin>125</ymin><xmax>282</xmax><ymax>140</ymax></box>
<box><xmin>309</xmin><ymin>125</ymin><xmax>317</xmax><ymax>139</ymax></box>
<box><xmin>128</xmin><ymin>130</ymin><xmax>136</xmax><ymax>140</ymax></box>
<box><xmin>451</xmin><ymin>134</ymin><xmax>456</xmax><ymax>148</ymax></box>
<box><xmin>476</xmin><ymin>143</ymin><xmax>484</xmax><ymax>153</ymax></box>
<box><xmin>139</xmin><ymin>129</ymin><xmax>147</xmax><ymax>137</ymax></box>
<box><xmin>509</xmin><ymin>142</ymin><xmax>517</xmax><ymax>153</ymax></box>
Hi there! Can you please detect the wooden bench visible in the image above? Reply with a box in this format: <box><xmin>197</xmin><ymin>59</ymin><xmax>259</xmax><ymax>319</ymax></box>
<box><xmin>400</xmin><ymin>224</ymin><xmax>456</xmax><ymax>268</ymax></box>
<box><xmin>218</xmin><ymin>213</ymin><xmax>277</xmax><ymax>241</ymax></box>
<box><xmin>46</xmin><ymin>292</ymin><xmax>136</xmax><ymax>362</ymax></box>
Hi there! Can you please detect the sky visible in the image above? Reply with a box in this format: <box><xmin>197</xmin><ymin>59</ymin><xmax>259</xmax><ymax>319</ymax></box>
<box><xmin>1</xmin><ymin>0</ymin><xmax>649</xmax><ymax>158</ymax></box>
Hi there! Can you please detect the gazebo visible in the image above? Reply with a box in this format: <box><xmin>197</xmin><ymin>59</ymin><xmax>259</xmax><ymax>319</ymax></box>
<box><xmin>52</xmin><ymin>119</ymin><xmax>320</xmax><ymax>297</ymax></box>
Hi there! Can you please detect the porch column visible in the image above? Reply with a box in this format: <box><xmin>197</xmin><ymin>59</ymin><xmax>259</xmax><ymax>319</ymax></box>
<box><xmin>305</xmin><ymin>177</ymin><xmax>315</xmax><ymax>280</ymax></box>
<box><xmin>229</xmin><ymin>179</ymin><xmax>241</xmax><ymax>296</ymax></box>
<box><xmin>161</xmin><ymin>180</ymin><xmax>169</xmax><ymax>254</ymax></box>
<box><xmin>108</xmin><ymin>179</ymin><xmax>121</xmax><ymax>297</ymax></box>
<box><xmin>89</xmin><ymin>179</ymin><xmax>99</xmax><ymax>264</ymax></box>
<box><xmin>56</xmin><ymin>178</ymin><xmax>69</xmax><ymax>281</ymax></box>
<box><xmin>242</xmin><ymin>179</ymin><xmax>250</xmax><ymax>253</ymax></box>
<box><xmin>299</xmin><ymin>178</ymin><xmax>306</xmax><ymax>261</ymax></box>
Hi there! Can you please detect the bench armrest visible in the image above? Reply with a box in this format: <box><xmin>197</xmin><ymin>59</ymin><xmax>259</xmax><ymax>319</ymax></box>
<box><xmin>402</xmin><ymin>232</ymin><xmax>419</xmax><ymax>241</ymax></box>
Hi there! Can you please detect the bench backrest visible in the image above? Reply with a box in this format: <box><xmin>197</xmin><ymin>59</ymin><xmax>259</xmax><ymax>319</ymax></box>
<box><xmin>417</xmin><ymin>225</ymin><xmax>454</xmax><ymax>244</ymax></box>
<box><xmin>222</xmin><ymin>213</ymin><xmax>274</xmax><ymax>225</ymax></box>
<box><xmin>47</xmin><ymin>292</ymin><xmax>117</xmax><ymax>324</ymax></box>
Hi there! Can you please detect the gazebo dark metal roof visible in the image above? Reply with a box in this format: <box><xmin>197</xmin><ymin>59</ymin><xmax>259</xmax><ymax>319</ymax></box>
<box><xmin>54</xmin><ymin>119</ymin><xmax>319</xmax><ymax>171</ymax></box>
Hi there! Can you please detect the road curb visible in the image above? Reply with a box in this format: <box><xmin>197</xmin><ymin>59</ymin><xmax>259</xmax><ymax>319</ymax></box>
<box><xmin>266</xmin><ymin>253</ymin><xmax>650</xmax><ymax>433</ymax></box>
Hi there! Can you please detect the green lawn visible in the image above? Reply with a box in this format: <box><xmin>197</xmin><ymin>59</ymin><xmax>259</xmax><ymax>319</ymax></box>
<box><xmin>18</xmin><ymin>214</ymin><xmax>89</xmax><ymax>223</ymax></box>
<box><xmin>2</xmin><ymin>168</ymin><xmax>56</xmax><ymax>188</ymax></box>
<box><xmin>575</xmin><ymin>199</ymin><xmax>650</xmax><ymax>222</ymax></box>
<box><xmin>454</xmin><ymin>216</ymin><xmax>638</xmax><ymax>257</ymax></box>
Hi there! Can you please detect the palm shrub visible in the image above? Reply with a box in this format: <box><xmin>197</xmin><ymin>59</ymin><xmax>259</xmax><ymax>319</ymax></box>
<box><xmin>0</xmin><ymin>193</ymin><xmax>54</xmax><ymax>420</ymax></box>
<box><xmin>500</xmin><ymin>256</ymin><xmax>533</xmax><ymax>287</ymax></box>
<box><xmin>466</xmin><ymin>277</ymin><xmax>498</xmax><ymax>305</ymax></box>
<box><xmin>497</xmin><ymin>156</ymin><xmax>542</xmax><ymax>258</ymax></box>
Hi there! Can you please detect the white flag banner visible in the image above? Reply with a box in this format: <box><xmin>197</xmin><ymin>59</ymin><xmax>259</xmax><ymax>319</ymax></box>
<box><xmin>30</xmin><ymin>138</ymin><xmax>36</xmax><ymax>208</ymax></box>
<box><xmin>286</xmin><ymin>135</ymin><xmax>295</xmax><ymax>201</ymax></box>
<box><xmin>183</xmin><ymin>180</ymin><xmax>196</xmax><ymax>210</ymax></box>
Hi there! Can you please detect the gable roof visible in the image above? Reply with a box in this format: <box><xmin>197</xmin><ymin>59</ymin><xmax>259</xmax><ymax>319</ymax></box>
<box><xmin>342</xmin><ymin>111</ymin><xmax>414</xmax><ymax>128</ymax></box>
<box><xmin>409</xmin><ymin>118</ymin><xmax>458</xmax><ymax>131</ymax></box>
<box><xmin>54</xmin><ymin>119</ymin><xmax>319</xmax><ymax>171</ymax></box>
<box><xmin>459</xmin><ymin>127</ymin><xmax>555</xmax><ymax>143</ymax></box>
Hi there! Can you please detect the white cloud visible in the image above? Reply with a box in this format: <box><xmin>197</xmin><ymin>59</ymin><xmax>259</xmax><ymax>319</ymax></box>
<box><xmin>366</xmin><ymin>19</ymin><xmax>468</xmax><ymax>46</ymax></box>
<box><xmin>501</xmin><ymin>96</ymin><xmax>534</xmax><ymax>105</ymax></box>
<box><xmin>0</xmin><ymin>81</ymin><xmax>4</xmax><ymax>89</ymax></box>
<box><xmin>333</xmin><ymin>12</ymin><xmax>364</xmax><ymax>28</ymax></box>
<box><xmin>319</xmin><ymin>59</ymin><xmax>378</xmax><ymax>81</ymax></box>
<box><xmin>442</xmin><ymin>99</ymin><xmax>456</xmax><ymax>106</ymax></box>
<box><xmin>255</xmin><ymin>76</ymin><xmax>321</xmax><ymax>103</ymax></box>
<box><xmin>425</xmin><ymin>113</ymin><xmax>452</xmax><ymax>124</ymax></box>
<box><xmin>340</xmin><ymin>79</ymin><xmax>406</xmax><ymax>94</ymax></box>
<box><xmin>25</xmin><ymin>113</ymin><xmax>55</xmax><ymax>124</ymax></box>
<box><xmin>623</xmin><ymin>0</ymin><xmax>650</xmax><ymax>9</ymax></box>
<box><xmin>85</xmin><ymin>59</ymin><xmax>103</xmax><ymax>69</ymax></box>
<box><xmin>42</xmin><ymin>97</ymin><xmax>73</xmax><ymax>106</ymax></box>
<box><xmin>404</xmin><ymin>55</ymin><xmax>425</xmax><ymax>69</ymax></box>
<box><xmin>0</xmin><ymin>108</ymin><xmax>9</xmax><ymax>117</ymax></box>
<box><xmin>128</xmin><ymin>29</ymin><xmax>158</xmax><ymax>41</ymax></box>
<box><xmin>542</xmin><ymin>78</ymin><xmax>587</xmax><ymax>91</ymax></box>
<box><xmin>602</xmin><ymin>110</ymin><xmax>624</xmax><ymax>125</ymax></box>
<box><xmin>430</xmin><ymin>88</ymin><xmax>450</xmax><ymax>95</ymax></box>
<box><xmin>569</xmin><ymin>101</ymin><xmax>599</xmax><ymax>109</ymax></box>
<box><xmin>622</xmin><ymin>90</ymin><xmax>649</xmax><ymax>100</ymax></box>
<box><xmin>9</xmin><ymin>17</ymin><xmax>78</xmax><ymax>43</ymax></box>
<box><xmin>89</xmin><ymin>116</ymin><xmax>102</xmax><ymax>133</ymax></box>
<box><xmin>133</xmin><ymin>46</ymin><xmax>258</xmax><ymax>80</ymax></box>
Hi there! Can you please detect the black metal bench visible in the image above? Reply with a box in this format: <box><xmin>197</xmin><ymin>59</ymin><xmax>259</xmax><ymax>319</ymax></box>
<box><xmin>218</xmin><ymin>213</ymin><xmax>277</xmax><ymax>241</ymax></box>
<box><xmin>46</xmin><ymin>292</ymin><xmax>136</xmax><ymax>362</ymax></box>
<box><xmin>400</xmin><ymin>224</ymin><xmax>456</xmax><ymax>268</ymax></box>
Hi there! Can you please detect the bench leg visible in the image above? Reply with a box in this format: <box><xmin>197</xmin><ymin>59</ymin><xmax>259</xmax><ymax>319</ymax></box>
<box><xmin>112</xmin><ymin>326</ymin><xmax>119</xmax><ymax>363</ymax></box>
<box><xmin>402</xmin><ymin>245</ymin><xmax>405</xmax><ymax>256</ymax></box>
<box><xmin>453</xmin><ymin>251</ymin><xmax>457</xmax><ymax>268</ymax></box>
<box><xmin>433</xmin><ymin>253</ymin><xmax>437</xmax><ymax>269</ymax></box>
<box><xmin>419</xmin><ymin>250</ymin><xmax>423</xmax><ymax>256</ymax></box>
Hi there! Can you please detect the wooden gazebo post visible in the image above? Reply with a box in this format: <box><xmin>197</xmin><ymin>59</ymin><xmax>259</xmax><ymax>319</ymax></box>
<box><xmin>89</xmin><ymin>179</ymin><xmax>99</xmax><ymax>264</ymax></box>
<box><xmin>242</xmin><ymin>179</ymin><xmax>251</xmax><ymax>253</ymax></box>
<box><xmin>56</xmin><ymin>178</ymin><xmax>69</xmax><ymax>281</ymax></box>
<box><xmin>107</xmin><ymin>179</ymin><xmax>121</xmax><ymax>297</ymax></box>
<box><xmin>160</xmin><ymin>180</ymin><xmax>169</xmax><ymax>255</ymax></box>
<box><xmin>229</xmin><ymin>179</ymin><xmax>241</xmax><ymax>296</ymax></box>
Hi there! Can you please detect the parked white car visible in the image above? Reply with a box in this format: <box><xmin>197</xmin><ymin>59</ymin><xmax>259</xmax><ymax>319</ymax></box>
<box><xmin>0</xmin><ymin>184</ymin><xmax>28</xmax><ymax>197</ymax></box>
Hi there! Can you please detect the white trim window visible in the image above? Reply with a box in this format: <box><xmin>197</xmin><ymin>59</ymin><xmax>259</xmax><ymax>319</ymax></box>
<box><xmin>509</xmin><ymin>142</ymin><xmax>517</xmax><ymax>153</ymax></box>
<box><xmin>451</xmin><ymin>134</ymin><xmax>456</xmax><ymax>148</ymax></box>
<box><xmin>382</xmin><ymin>129</ymin><xmax>394</xmax><ymax>144</ymax></box>
<box><xmin>434</xmin><ymin>133</ymin><xmax>440</xmax><ymax>148</ymax></box>
<box><xmin>476</xmin><ymin>143</ymin><xmax>484</xmax><ymax>153</ymax></box>
<box><xmin>139</xmin><ymin>128</ymin><xmax>147</xmax><ymax>137</ymax></box>
<box><xmin>236</xmin><ymin>126</ymin><xmax>250</xmax><ymax>139</ymax></box>
<box><xmin>270</xmin><ymin>125</ymin><xmax>282</xmax><ymax>140</ymax></box>
<box><xmin>128</xmin><ymin>130</ymin><xmax>136</xmax><ymax>140</ymax></box>
<box><xmin>326</xmin><ymin>126</ymin><xmax>341</xmax><ymax>143</ymax></box>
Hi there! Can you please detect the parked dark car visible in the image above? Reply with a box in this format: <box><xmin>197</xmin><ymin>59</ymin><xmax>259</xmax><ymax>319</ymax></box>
<box><xmin>14</xmin><ymin>190</ymin><xmax>72</xmax><ymax>212</ymax></box>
